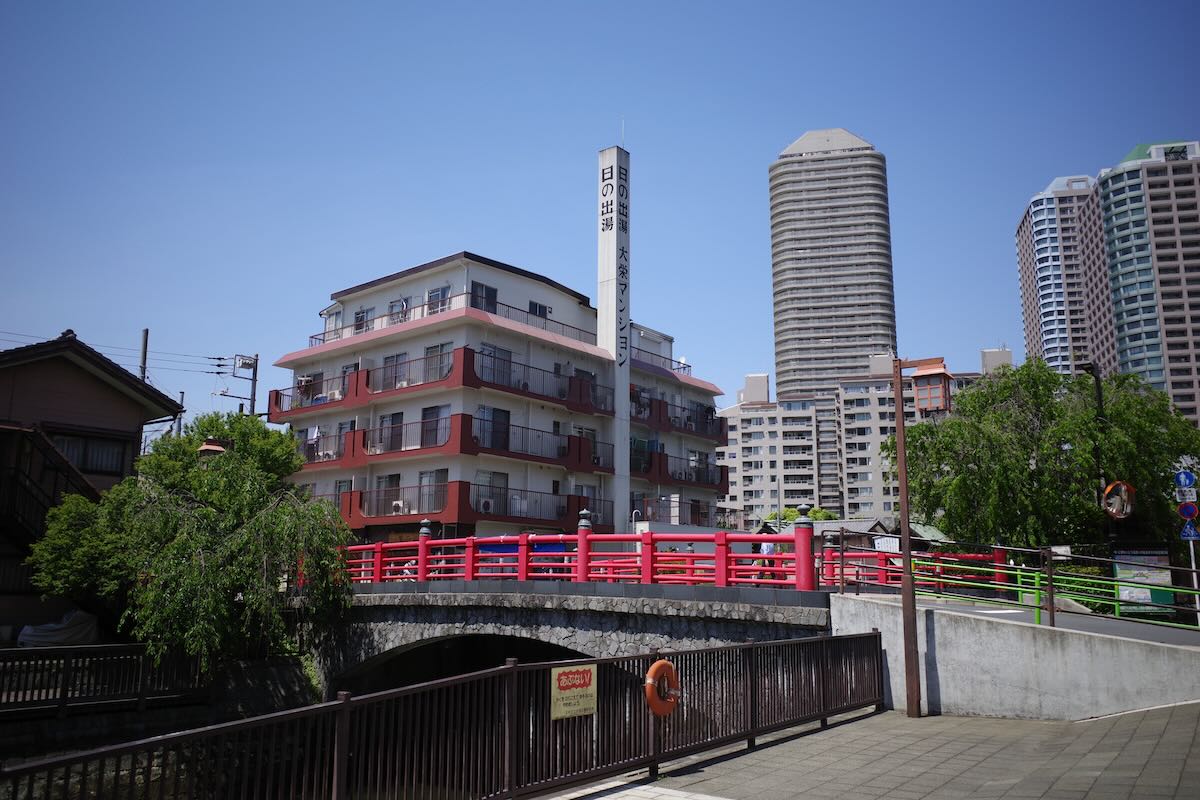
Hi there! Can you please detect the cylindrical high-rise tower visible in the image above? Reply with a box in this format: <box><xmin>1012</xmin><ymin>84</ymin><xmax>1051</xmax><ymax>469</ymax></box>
<box><xmin>769</xmin><ymin>129</ymin><xmax>897</xmax><ymax>397</ymax></box>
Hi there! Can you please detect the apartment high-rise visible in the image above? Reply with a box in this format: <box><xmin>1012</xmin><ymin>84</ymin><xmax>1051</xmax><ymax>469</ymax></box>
<box><xmin>1017</xmin><ymin>139</ymin><xmax>1200</xmax><ymax>423</ymax></box>
<box><xmin>1098</xmin><ymin>140</ymin><xmax>1200</xmax><ymax>417</ymax></box>
<box><xmin>769</xmin><ymin>129</ymin><xmax>898</xmax><ymax>397</ymax></box>
<box><xmin>1015</xmin><ymin>176</ymin><xmax>1116</xmax><ymax>375</ymax></box>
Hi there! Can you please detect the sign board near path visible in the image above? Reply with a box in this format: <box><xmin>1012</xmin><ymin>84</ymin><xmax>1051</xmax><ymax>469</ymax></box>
<box><xmin>1183</xmin><ymin>521</ymin><xmax>1200</xmax><ymax>541</ymax></box>
<box><xmin>1175</xmin><ymin>470</ymin><xmax>1196</xmax><ymax>489</ymax></box>
<box><xmin>1176</xmin><ymin>487</ymin><xmax>1197</xmax><ymax>503</ymax></box>
<box><xmin>550</xmin><ymin>664</ymin><xmax>597</xmax><ymax>721</ymax></box>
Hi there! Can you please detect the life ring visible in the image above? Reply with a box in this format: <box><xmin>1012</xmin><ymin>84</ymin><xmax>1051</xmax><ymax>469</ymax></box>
<box><xmin>644</xmin><ymin>659</ymin><xmax>681</xmax><ymax>716</ymax></box>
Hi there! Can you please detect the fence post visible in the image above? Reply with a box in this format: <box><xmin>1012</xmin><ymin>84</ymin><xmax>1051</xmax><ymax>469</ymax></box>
<box><xmin>331</xmin><ymin>690</ymin><xmax>352</xmax><ymax>800</ymax></box>
<box><xmin>56</xmin><ymin>651</ymin><xmax>74</xmax><ymax>718</ymax></box>
<box><xmin>794</xmin><ymin>510</ymin><xmax>815</xmax><ymax>591</ymax></box>
<box><xmin>136</xmin><ymin>648</ymin><xmax>150</xmax><ymax>712</ymax></box>
<box><xmin>647</xmin><ymin>649</ymin><xmax>660</xmax><ymax>780</ymax></box>
<box><xmin>464</xmin><ymin>534</ymin><xmax>476</xmax><ymax>581</ymax></box>
<box><xmin>1042</xmin><ymin>548</ymin><xmax>1056</xmax><ymax>628</ymax></box>
<box><xmin>505</xmin><ymin>658</ymin><xmax>520</xmax><ymax>797</ymax></box>
<box><xmin>416</xmin><ymin>522</ymin><xmax>431</xmax><ymax>581</ymax></box>
<box><xmin>744</xmin><ymin>642</ymin><xmax>758</xmax><ymax>749</ymax></box>
<box><xmin>575</xmin><ymin>510</ymin><xmax>591</xmax><ymax>583</ymax></box>
<box><xmin>714</xmin><ymin>530</ymin><xmax>728</xmax><ymax>587</ymax></box>
<box><xmin>872</xmin><ymin>628</ymin><xmax>886</xmax><ymax>713</ymax></box>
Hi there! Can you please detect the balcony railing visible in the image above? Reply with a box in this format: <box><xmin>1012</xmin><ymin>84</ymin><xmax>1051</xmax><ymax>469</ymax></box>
<box><xmin>364</xmin><ymin>417</ymin><xmax>451</xmax><ymax>455</ymax></box>
<box><xmin>638</xmin><ymin>499</ymin><xmax>722</xmax><ymax>527</ymax></box>
<box><xmin>631</xmin><ymin>449</ymin><xmax>654</xmax><ymax>475</ymax></box>
<box><xmin>587</xmin><ymin>381</ymin><xmax>615</xmax><ymax>412</ymax></box>
<box><xmin>630</xmin><ymin>391</ymin><xmax>653</xmax><ymax>422</ymax></box>
<box><xmin>297</xmin><ymin>433</ymin><xmax>346</xmax><ymax>464</ymax></box>
<box><xmin>369</xmin><ymin>353</ymin><xmax>453</xmax><ymax>392</ymax></box>
<box><xmin>471</xmin><ymin>419</ymin><xmax>569</xmax><ymax>461</ymax></box>
<box><xmin>632</xmin><ymin>346</ymin><xmax>693</xmax><ymax>375</ymax></box>
<box><xmin>277</xmin><ymin>374</ymin><xmax>351</xmax><ymax>412</ymax></box>
<box><xmin>306</xmin><ymin>290</ymin><xmax>601</xmax><ymax>348</ymax></box>
<box><xmin>664</xmin><ymin>454</ymin><xmax>721</xmax><ymax>485</ymax></box>
<box><xmin>474</xmin><ymin>352</ymin><xmax>570</xmax><ymax>400</ymax></box>
<box><xmin>361</xmin><ymin>484</ymin><xmax>449</xmax><ymax>517</ymax></box>
<box><xmin>469</xmin><ymin>295</ymin><xmax>597</xmax><ymax>345</ymax></box>
<box><xmin>469</xmin><ymin>485</ymin><xmax>567</xmax><ymax>521</ymax></box>
<box><xmin>581</xmin><ymin>497</ymin><xmax>613</xmax><ymax>525</ymax></box>
<box><xmin>666</xmin><ymin>403</ymin><xmax>721</xmax><ymax>437</ymax></box>
<box><xmin>308</xmin><ymin>293</ymin><xmax>472</xmax><ymax>347</ymax></box>
<box><xmin>590</xmin><ymin>440</ymin><xmax>615</xmax><ymax>469</ymax></box>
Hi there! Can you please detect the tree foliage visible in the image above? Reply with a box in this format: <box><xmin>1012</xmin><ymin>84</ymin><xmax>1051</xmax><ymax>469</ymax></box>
<box><xmin>883</xmin><ymin>361</ymin><xmax>1200</xmax><ymax>551</ymax></box>
<box><xmin>764</xmin><ymin>506</ymin><xmax>839</xmax><ymax>524</ymax></box>
<box><xmin>30</xmin><ymin>412</ymin><xmax>353</xmax><ymax>670</ymax></box>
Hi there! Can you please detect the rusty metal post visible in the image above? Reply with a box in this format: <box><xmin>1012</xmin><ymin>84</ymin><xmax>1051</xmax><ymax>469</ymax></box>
<box><xmin>1042</xmin><ymin>548</ymin><xmax>1057</xmax><ymax>628</ymax></box>
<box><xmin>893</xmin><ymin>357</ymin><xmax>922</xmax><ymax>718</ymax></box>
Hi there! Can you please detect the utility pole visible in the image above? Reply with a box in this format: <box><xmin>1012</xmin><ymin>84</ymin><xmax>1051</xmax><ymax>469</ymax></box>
<box><xmin>893</xmin><ymin>355</ymin><xmax>943</xmax><ymax>719</ymax></box>
<box><xmin>139</xmin><ymin>328</ymin><xmax>149</xmax><ymax>382</ymax></box>
<box><xmin>176</xmin><ymin>391</ymin><xmax>184</xmax><ymax>436</ymax></box>
<box><xmin>223</xmin><ymin>355</ymin><xmax>261</xmax><ymax>415</ymax></box>
<box><xmin>249</xmin><ymin>353</ymin><xmax>259</xmax><ymax>416</ymax></box>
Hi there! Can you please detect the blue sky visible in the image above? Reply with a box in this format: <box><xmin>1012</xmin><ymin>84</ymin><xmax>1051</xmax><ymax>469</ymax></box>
<box><xmin>3</xmin><ymin>1</ymin><xmax>1197</xmax><ymax>435</ymax></box>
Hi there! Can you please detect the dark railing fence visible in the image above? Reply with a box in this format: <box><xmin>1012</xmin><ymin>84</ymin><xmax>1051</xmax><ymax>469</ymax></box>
<box><xmin>0</xmin><ymin>635</ymin><xmax>882</xmax><ymax>800</ymax></box>
<box><xmin>0</xmin><ymin>644</ymin><xmax>205</xmax><ymax>719</ymax></box>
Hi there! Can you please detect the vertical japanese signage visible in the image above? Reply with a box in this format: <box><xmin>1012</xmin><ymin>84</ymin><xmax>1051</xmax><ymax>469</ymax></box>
<box><xmin>550</xmin><ymin>664</ymin><xmax>597</xmax><ymax>720</ymax></box>
<box><xmin>598</xmin><ymin>146</ymin><xmax>631</xmax><ymax>532</ymax></box>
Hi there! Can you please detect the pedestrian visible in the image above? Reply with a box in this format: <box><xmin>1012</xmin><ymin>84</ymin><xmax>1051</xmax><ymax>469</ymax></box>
<box><xmin>759</xmin><ymin>537</ymin><xmax>776</xmax><ymax>581</ymax></box>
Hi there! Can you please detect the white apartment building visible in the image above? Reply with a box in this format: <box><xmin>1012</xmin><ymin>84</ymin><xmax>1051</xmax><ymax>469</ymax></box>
<box><xmin>267</xmin><ymin>252</ymin><xmax>727</xmax><ymax>540</ymax></box>
<box><xmin>718</xmin><ymin>351</ymin><xmax>1005</xmax><ymax>525</ymax></box>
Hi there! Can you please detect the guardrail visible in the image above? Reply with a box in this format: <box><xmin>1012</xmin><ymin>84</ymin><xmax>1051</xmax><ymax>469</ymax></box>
<box><xmin>0</xmin><ymin>644</ymin><xmax>205</xmax><ymax>718</ymax></box>
<box><xmin>823</xmin><ymin>536</ymin><xmax>1200</xmax><ymax>631</ymax></box>
<box><xmin>0</xmin><ymin>636</ymin><xmax>883</xmax><ymax>799</ymax></box>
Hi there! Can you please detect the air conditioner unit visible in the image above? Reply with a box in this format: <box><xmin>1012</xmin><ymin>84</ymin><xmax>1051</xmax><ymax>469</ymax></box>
<box><xmin>686</xmin><ymin>421</ymin><xmax>696</xmax><ymax>431</ymax></box>
<box><xmin>367</xmin><ymin>443</ymin><xmax>383</xmax><ymax>455</ymax></box>
<box><xmin>394</xmin><ymin>379</ymin><xmax>409</xmax><ymax>389</ymax></box>
<box><xmin>296</xmin><ymin>376</ymin><xmax>314</xmax><ymax>387</ymax></box>
<box><xmin>479</xmin><ymin>498</ymin><xmax>495</xmax><ymax>513</ymax></box>
<box><xmin>319</xmin><ymin>451</ymin><xmax>336</xmax><ymax>462</ymax></box>
<box><xmin>391</xmin><ymin>500</ymin><xmax>409</xmax><ymax>514</ymax></box>
<box><xmin>591</xmin><ymin>455</ymin><xmax>602</xmax><ymax>466</ymax></box>
<box><xmin>327</xmin><ymin>389</ymin><xmax>343</xmax><ymax>401</ymax></box>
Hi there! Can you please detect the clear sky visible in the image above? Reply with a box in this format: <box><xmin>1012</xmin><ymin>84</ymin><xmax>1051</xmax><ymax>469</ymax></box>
<box><xmin>3</xmin><ymin>1</ymin><xmax>1198</xmax><ymax>437</ymax></box>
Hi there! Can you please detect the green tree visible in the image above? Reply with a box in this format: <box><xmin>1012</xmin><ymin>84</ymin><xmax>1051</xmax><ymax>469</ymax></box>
<box><xmin>883</xmin><ymin>360</ymin><xmax>1200</xmax><ymax>551</ymax></box>
<box><xmin>764</xmin><ymin>506</ymin><xmax>839</xmax><ymax>524</ymax></box>
<box><xmin>29</xmin><ymin>412</ymin><xmax>353</xmax><ymax>670</ymax></box>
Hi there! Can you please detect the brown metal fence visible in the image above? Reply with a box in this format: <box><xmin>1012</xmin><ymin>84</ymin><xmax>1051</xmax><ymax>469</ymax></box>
<box><xmin>0</xmin><ymin>645</ymin><xmax>205</xmax><ymax>717</ymax></box>
<box><xmin>1</xmin><ymin>634</ymin><xmax>883</xmax><ymax>800</ymax></box>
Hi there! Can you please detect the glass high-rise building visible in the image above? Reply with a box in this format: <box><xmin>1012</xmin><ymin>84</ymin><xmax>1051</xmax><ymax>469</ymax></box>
<box><xmin>769</xmin><ymin>129</ymin><xmax>898</xmax><ymax>398</ymax></box>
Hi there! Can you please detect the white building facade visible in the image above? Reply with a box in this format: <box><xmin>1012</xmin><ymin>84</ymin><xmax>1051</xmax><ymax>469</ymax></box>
<box><xmin>267</xmin><ymin>252</ymin><xmax>727</xmax><ymax>540</ymax></box>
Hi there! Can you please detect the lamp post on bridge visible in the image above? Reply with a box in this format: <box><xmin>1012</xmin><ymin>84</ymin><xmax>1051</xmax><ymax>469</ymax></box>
<box><xmin>893</xmin><ymin>355</ymin><xmax>943</xmax><ymax>719</ymax></box>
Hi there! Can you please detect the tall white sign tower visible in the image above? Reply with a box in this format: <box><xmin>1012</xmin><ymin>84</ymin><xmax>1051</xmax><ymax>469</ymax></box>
<box><xmin>597</xmin><ymin>147</ymin><xmax>631</xmax><ymax>531</ymax></box>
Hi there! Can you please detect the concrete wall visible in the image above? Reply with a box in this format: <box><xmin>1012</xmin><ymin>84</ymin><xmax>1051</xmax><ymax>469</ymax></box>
<box><xmin>830</xmin><ymin>594</ymin><xmax>1200</xmax><ymax>721</ymax></box>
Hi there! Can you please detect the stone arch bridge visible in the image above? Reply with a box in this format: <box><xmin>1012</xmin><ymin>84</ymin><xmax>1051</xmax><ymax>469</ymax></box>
<box><xmin>313</xmin><ymin>581</ymin><xmax>830</xmax><ymax>693</ymax></box>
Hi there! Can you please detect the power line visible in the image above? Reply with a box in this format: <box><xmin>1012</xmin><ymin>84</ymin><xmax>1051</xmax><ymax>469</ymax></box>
<box><xmin>0</xmin><ymin>330</ymin><xmax>228</xmax><ymax>361</ymax></box>
<box><xmin>0</xmin><ymin>335</ymin><xmax>231</xmax><ymax>375</ymax></box>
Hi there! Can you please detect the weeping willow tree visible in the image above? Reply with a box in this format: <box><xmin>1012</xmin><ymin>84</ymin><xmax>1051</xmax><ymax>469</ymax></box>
<box><xmin>883</xmin><ymin>360</ymin><xmax>1200</xmax><ymax>551</ymax></box>
<box><xmin>30</xmin><ymin>412</ymin><xmax>353</xmax><ymax>670</ymax></box>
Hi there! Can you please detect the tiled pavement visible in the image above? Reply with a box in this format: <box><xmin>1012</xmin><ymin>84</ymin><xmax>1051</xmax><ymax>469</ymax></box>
<box><xmin>549</xmin><ymin>703</ymin><xmax>1200</xmax><ymax>800</ymax></box>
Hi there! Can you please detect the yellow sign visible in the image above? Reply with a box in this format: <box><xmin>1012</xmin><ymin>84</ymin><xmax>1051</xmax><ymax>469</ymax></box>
<box><xmin>550</xmin><ymin>664</ymin><xmax>597</xmax><ymax>721</ymax></box>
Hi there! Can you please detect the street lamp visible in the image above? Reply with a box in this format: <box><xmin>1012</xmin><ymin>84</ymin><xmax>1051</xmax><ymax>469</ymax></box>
<box><xmin>892</xmin><ymin>355</ymin><xmax>943</xmax><ymax>719</ymax></box>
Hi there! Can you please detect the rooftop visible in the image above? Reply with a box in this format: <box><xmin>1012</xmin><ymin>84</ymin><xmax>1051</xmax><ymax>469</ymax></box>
<box><xmin>779</xmin><ymin>128</ymin><xmax>874</xmax><ymax>157</ymax></box>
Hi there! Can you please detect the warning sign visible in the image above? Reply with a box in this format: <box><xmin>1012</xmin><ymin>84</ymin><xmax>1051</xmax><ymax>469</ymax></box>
<box><xmin>550</xmin><ymin>664</ymin><xmax>597</xmax><ymax>721</ymax></box>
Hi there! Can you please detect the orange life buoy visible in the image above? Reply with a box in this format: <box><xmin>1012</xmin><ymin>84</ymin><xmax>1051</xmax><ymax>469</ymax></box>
<box><xmin>644</xmin><ymin>659</ymin><xmax>681</xmax><ymax>716</ymax></box>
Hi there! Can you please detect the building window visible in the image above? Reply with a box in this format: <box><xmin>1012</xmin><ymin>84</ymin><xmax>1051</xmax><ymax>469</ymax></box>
<box><xmin>529</xmin><ymin>301</ymin><xmax>550</xmax><ymax>318</ymax></box>
<box><xmin>51</xmin><ymin>434</ymin><xmax>129</xmax><ymax>475</ymax></box>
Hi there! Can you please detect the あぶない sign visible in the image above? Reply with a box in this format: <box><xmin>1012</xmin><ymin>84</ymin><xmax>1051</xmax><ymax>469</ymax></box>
<box><xmin>550</xmin><ymin>664</ymin><xmax>597</xmax><ymax>721</ymax></box>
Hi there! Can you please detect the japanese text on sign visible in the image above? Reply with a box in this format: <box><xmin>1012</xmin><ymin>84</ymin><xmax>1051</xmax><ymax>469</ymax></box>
<box><xmin>550</xmin><ymin>664</ymin><xmax>597</xmax><ymax>720</ymax></box>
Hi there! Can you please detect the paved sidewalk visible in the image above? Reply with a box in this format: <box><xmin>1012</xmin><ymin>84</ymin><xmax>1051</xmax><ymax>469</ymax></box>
<box><xmin>550</xmin><ymin>703</ymin><xmax>1200</xmax><ymax>800</ymax></box>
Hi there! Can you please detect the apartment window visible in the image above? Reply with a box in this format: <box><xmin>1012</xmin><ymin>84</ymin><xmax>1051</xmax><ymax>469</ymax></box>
<box><xmin>353</xmin><ymin>307</ymin><xmax>376</xmax><ymax>334</ymax></box>
<box><xmin>470</xmin><ymin>281</ymin><xmax>498</xmax><ymax>313</ymax></box>
<box><xmin>529</xmin><ymin>301</ymin><xmax>550</xmax><ymax>318</ymax></box>
<box><xmin>427</xmin><ymin>286</ymin><xmax>451</xmax><ymax>314</ymax></box>
<box><xmin>51</xmin><ymin>434</ymin><xmax>129</xmax><ymax>475</ymax></box>
<box><xmin>388</xmin><ymin>297</ymin><xmax>411</xmax><ymax>323</ymax></box>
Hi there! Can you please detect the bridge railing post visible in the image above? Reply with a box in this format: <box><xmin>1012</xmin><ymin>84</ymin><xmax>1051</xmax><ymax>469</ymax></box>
<box><xmin>464</xmin><ymin>534</ymin><xmax>476</xmax><ymax>581</ymax></box>
<box><xmin>517</xmin><ymin>533</ymin><xmax>530</xmax><ymax>581</ymax></box>
<box><xmin>640</xmin><ymin>530</ymin><xmax>655</xmax><ymax>584</ymax></box>
<box><xmin>794</xmin><ymin>506</ymin><xmax>815</xmax><ymax>591</ymax></box>
<box><xmin>714</xmin><ymin>530</ymin><xmax>728</xmax><ymax>587</ymax></box>
<box><xmin>417</xmin><ymin>521</ymin><xmax>431</xmax><ymax>581</ymax></box>
<box><xmin>575</xmin><ymin>510</ymin><xmax>591</xmax><ymax>583</ymax></box>
<box><xmin>372</xmin><ymin>540</ymin><xmax>384</xmax><ymax>584</ymax></box>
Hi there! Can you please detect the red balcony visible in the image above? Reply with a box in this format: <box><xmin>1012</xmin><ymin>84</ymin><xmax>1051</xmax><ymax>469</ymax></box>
<box><xmin>663</xmin><ymin>454</ymin><xmax>726</xmax><ymax>490</ymax></box>
<box><xmin>637</xmin><ymin>498</ymin><xmax>724</xmax><ymax>527</ymax></box>
<box><xmin>298</xmin><ymin>431</ymin><xmax>352</xmax><ymax>470</ymax></box>
<box><xmin>665</xmin><ymin>402</ymin><xmax>725</xmax><ymax>443</ymax></box>
<box><xmin>343</xmin><ymin>480</ymin><xmax>614</xmax><ymax>533</ymax></box>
